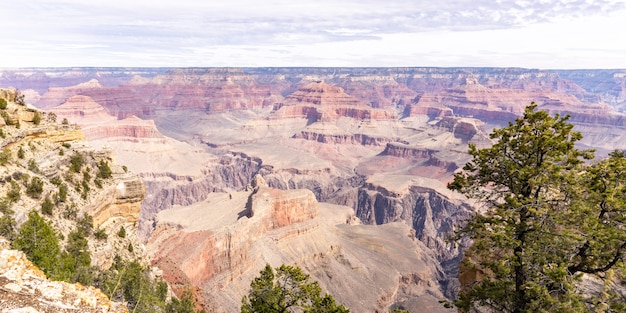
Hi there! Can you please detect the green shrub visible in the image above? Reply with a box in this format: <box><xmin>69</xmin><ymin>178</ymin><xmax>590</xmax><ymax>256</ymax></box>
<box><xmin>97</xmin><ymin>160</ymin><xmax>112</xmax><ymax>179</ymax></box>
<box><xmin>69</xmin><ymin>152</ymin><xmax>85</xmax><ymax>173</ymax></box>
<box><xmin>0</xmin><ymin>148</ymin><xmax>11</xmax><ymax>165</ymax></box>
<box><xmin>0</xmin><ymin>214</ymin><xmax>16</xmax><ymax>241</ymax></box>
<box><xmin>57</xmin><ymin>183</ymin><xmax>68</xmax><ymax>203</ymax></box>
<box><xmin>0</xmin><ymin>98</ymin><xmax>7</xmax><ymax>109</ymax></box>
<box><xmin>77</xmin><ymin>214</ymin><xmax>94</xmax><ymax>236</ymax></box>
<box><xmin>1</xmin><ymin>111</ymin><xmax>13</xmax><ymax>126</ymax></box>
<box><xmin>117</xmin><ymin>226</ymin><xmax>126</xmax><ymax>238</ymax></box>
<box><xmin>41</xmin><ymin>195</ymin><xmax>54</xmax><ymax>215</ymax></box>
<box><xmin>12</xmin><ymin>210</ymin><xmax>60</xmax><ymax>276</ymax></box>
<box><xmin>63</xmin><ymin>203</ymin><xmax>78</xmax><ymax>220</ymax></box>
<box><xmin>17</xmin><ymin>146</ymin><xmax>25</xmax><ymax>159</ymax></box>
<box><xmin>94</xmin><ymin>227</ymin><xmax>108</xmax><ymax>240</ymax></box>
<box><xmin>47</xmin><ymin>112</ymin><xmax>57</xmax><ymax>123</ymax></box>
<box><xmin>6</xmin><ymin>181</ymin><xmax>21</xmax><ymax>203</ymax></box>
<box><xmin>26</xmin><ymin>176</ymin><xmax>44</xmax><ymax>198</ymax></box>
<box><xmin>32</xmin><ymin>111</ymin><xmax>41</xmax><ymax>125</ymax></box>
<box><xmin>28</xmin><ymin>159</ymin><xmax>39</xmax><ymax>173</ymax></box>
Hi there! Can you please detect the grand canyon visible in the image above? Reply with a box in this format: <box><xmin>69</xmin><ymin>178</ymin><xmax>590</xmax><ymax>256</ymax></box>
<box><xmin>2</xmin><ymin>67</ymin><xmax>626</xmax><ymax>312</ymax></box>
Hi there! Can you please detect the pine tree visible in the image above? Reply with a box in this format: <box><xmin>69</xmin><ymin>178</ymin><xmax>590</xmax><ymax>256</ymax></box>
<box><xmin>12</xmin><ymin>210</ymin><xmax>60</xmax><ymax>277</ymax></box>
<box><xmin>449</xmin><ymin>104</ymin><xmax>626</xmax><ymax>312</ymax></box>
<box><xmin>241</xmin><ymin>264</ymin><xmax>349</xmax><ymax>313</ymax></box>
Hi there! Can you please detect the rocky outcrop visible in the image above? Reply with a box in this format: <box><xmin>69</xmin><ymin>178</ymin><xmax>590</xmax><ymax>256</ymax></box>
<box><xmin>354</xmin><ymin>179</ymin><xmax>473</xmax><ymax>298</ymax></box>
<box><xmin>0</xmin><ymin>245</ymin><xmax>127</xmax><ymax>312</ymax></box>
<box><xmin>293</xmin><ymin>131</ymin><xmax>395</xmax><ymax>146</ymax></box>
<box><xmin>49</xmin><ymin>96</ymin><xmax>164</xmax><ymax>140</ymax></box>
<box><xmin>436</xmin><ymin>117</ymin><xmax>481</xmax><ymax>142</ymax></box>
<box><xmin>85</xmin><ymin>173</ymin><xmax>145</xmax><ymax>227</ymax></box>
<box><xmin>381</xmin><ymin>143</ymin><xmax>458</xmax><ymax>172</ymax></box>
<box><xmin>148</xmin><ymin>182</ymin><xmax>455</xmax><ymax>313</ymax></box>
<box><xmin>273</xmin><ymin>82</ymin><xmax>398</xmax><ymax>121</ymax></box>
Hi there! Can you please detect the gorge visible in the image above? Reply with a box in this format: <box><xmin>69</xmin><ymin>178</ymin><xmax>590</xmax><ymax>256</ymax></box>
<box><xmin>2</xmin><ymin>67</ymin><xmax>626</xmax><ymax>312</ymax></box>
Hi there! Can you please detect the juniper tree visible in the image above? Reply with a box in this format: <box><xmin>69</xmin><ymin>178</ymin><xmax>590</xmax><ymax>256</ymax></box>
<box><xmin>449</xmin><ymin>104</ymin><xmax>626</xmax><ymax>312</ymax></box>
<box><xmin>241</xmin><ymin>264</ymin><xmax>349</xmax><ymax>313</ymax></box>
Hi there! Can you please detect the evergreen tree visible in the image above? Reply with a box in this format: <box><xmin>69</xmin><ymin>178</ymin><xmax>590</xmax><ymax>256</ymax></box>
<box><xmin>449</xmin><ymin>104</ymin><xmax>626</xmax><ymax>312</ymax></box>
<box><xmin>97</xmin><ymin>159</ymin><xmax>113</xmax><ymax>179</ymax></box>
<box><xmin>12</xmin><ymin>210</ymin><xmax>60</xmax><ymax>277</ymax></box>
<box><xmin>241</xmin><ymin>264</ymin><xmax>349</xmax><ymax>313</ymax></box>
<box><xmin>32</xmin><ymin>111</ymin><xmax>41</xmax><ymax>125</ymax></box>
<box><xmin>41</xmin><ymin>195</ymin><xmax>54</xmax><ymax>215</ymax></box>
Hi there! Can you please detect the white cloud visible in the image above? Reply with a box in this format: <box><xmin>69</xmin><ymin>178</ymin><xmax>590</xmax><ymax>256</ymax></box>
<box><xmin>0</xmin><ymin>0</ymin><xmax>625</xmax><ymax>68</ymax></box>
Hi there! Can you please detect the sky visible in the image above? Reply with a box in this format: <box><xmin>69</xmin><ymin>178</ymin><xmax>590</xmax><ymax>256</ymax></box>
<box><xmin>1</xmin><ymin>0</ymin><xmax>626</xmax><ymax>69</ymax></box>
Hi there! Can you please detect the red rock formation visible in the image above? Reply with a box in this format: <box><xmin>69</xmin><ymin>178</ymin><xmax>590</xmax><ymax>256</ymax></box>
<box><xmin>274</xmin><ymin>82</ymin><xmax>398</xmax><ymax>121</ymax></box>
<box><xmin>49</xmin><ymin>95</ymin><xmax>164</xmax><ymax>140</ymax></box>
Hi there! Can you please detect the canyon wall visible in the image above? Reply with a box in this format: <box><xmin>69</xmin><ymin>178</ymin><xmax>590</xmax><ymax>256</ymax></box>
<box><xmin>4</xmin><ymin>67</ymin><xmax>626</xmax><ymax>311</ymax></box>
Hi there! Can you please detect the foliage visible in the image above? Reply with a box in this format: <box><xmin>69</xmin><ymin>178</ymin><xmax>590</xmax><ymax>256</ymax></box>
<box><xmin>0</xmin><ymin>128</ymin><xmax>5</xmax><ymax>139</ymax></box>
<box><xmin>0</xmin><ymin>148</ymin><xmax>11</xmax><ymax>165</ymax></box>
<box><xmin>57</xmin><ymin>183</ymin><xmax>68</xmax><ymax>203</ymax></box>
<box><xmin>53</xmin><ymin>229</ymin><xmax>92</xmax><ymax>283</ymax></box>
<box><xmin>0</xmin><ymin>214</ymin><xmax>17</xmax><ymax>241</ymax></box>
<box><xmin>97</xmin><ymin>159</ymin><xmax>113</xmax><ymax>179</ymax></box>
<box><xmin>17</xmin><ymin>146</ymin><xmax>25</xmax><ymax>159</ymax></box>
<box><xmin>122</xmin><ymin>165</ymin><xmax>128</xmax><ymax>173</ymax></box>
<box><xmin>118</xmin><ymin>226</ymin><xmax>126</xmax><ymax>238</ymax></box>
<box><xmin>77</xmin><ymin>214</ymin><xmax>94</xmax><ymax>236</ymax></box>
<box><xmin>12</xmin><ymin>210</ymin><xmax>60</xmax><ymax>276</ymax></box>
<box><xmin>32</xmin><ymin>111</ymin><xmax>41</xmax><ymax>125</ymax></box>
<box><xmin>0</xmin><ymin>98</ymin><xmax>7</xmax><ymax>109</ymax></box>
<box><xmin>241</xmin><ymin>264</ymin><xmax>349</xmax><ymax>313</ymax></box>
<box><xmin>166</xmin><ymin>290</ymin><xmax>198</xmax><ymax>313</ymax></box>
<box><xmin>26</xmin><ymin>176</ymin><xmax>44</xmax><ymax>198</ymax></box>
<box><xmin>69</xmin><ymin>152</ymin><xmax>85</xmax><ymax>173</ymax></box>
<box><xmin>93</xmin><ymin>227</ymin><xmax>108</xmax><ymax>240</ymax></box>
<box><xmin>1</xmin><ymin>111</ymin><xmax>14</xmax><ymax>126</ymax></box>
<box><xmin>448</xmin><ymin>104</ymin><xmax>626</xmax><ymax>312</ymax></box>
<box><xmin>27</xmin><ymin>159</ymin><xmax>39</xmax><ymax>172</ymax></box>
<box><xmin>6</xmin><ymin>181</ymin><xmax>21</xmax><ymax>203</ymax></box>
<box><xmin>47</xmin><ymin>112</ymin><xmax>57</xmax><ymax>123</ymax></box>
<box><xmin>62</xmin><ymin>117</ymin><xmax>69</xmax><ymax>125</ymax></box>
<box><xmin>95</xmin><ymin>259</ymin><xmax>170</xmax><ymax>312</ymax></box>
<box><xmin>41</xmin><ymin>195</ymin><xmax>54</xmax><ymax>215</ymax></box>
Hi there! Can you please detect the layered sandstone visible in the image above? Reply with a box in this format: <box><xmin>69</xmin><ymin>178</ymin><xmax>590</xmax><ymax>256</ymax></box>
<box><xmin>273</xmin><ymin>82</ymin><xmax>398</xmax><ymax>121</ymax></box>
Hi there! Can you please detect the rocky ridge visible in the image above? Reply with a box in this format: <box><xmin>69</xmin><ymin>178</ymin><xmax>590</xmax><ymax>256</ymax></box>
<box><xmin>0</xmin><ymin>88</ymin><xmax>152</xmax><ymax>310</ymax></box>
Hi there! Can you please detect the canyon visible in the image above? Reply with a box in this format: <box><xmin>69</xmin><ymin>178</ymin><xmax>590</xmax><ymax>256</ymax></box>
<box><xmin>2</xmin><ymin>67</ymin><xmax>626</xmax><ymax>312</ymax></box>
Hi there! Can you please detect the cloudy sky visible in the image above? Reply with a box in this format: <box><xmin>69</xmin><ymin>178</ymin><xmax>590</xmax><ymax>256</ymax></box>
<box><xmin>1</xmin><ymin>0</ymin><xmax>625</xmax><ymax>69</ymax></box>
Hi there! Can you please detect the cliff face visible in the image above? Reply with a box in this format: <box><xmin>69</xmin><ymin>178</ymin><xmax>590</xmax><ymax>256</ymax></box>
<box><xmin>0</xmin><ymin>88</ymin><xmax>151</xmax><ymax>310</ymax></box>
<box><xmin>148</xmin><ymin>177</ymin><xmax>455</xmax><ymax>313</ymax></box>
